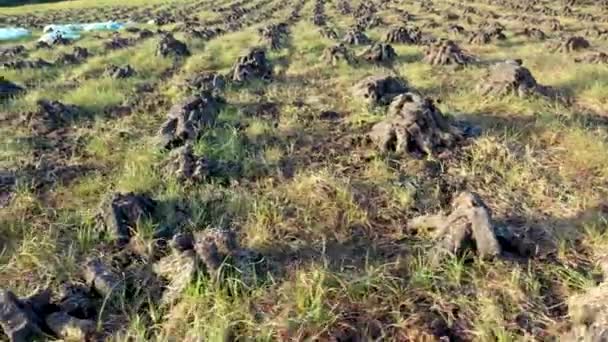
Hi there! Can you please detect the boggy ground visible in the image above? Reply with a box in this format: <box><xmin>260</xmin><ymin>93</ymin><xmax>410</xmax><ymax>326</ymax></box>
<box><xmin>1</xmin><ymin>0</ymin><xmax>608</xmax><ymax>340</ymax></box>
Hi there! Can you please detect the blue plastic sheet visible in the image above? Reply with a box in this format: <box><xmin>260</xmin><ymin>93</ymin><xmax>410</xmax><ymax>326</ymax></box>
<box><xmin>0</xmin><ymin>27</ymin><xmax>31</xmax><ymax>41</ymax></box>
<box><xmin>39</xmin><ymin>21</ymin><xmax>125</xmax><ymax>43</ymax></box>
<box><xmin>82</xmin><ymin>22</ymin><xmax>124</xmax><ymax>31</ymax></box>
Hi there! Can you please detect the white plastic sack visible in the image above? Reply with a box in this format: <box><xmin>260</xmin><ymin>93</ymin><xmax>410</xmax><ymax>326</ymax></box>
<box><xmin>0</xmin><ymin>27</ymin><xmax>31</xmax><ymax>41</ymax></box>
<box><xmin>39</xmin><ymin>21</ymin><xmax>125</xmax><ymax>43</ymax></box>
<box><xmin>39</xmin><ymin>29</ymin><xmax>81</xmax><ymax>44</ymax></box>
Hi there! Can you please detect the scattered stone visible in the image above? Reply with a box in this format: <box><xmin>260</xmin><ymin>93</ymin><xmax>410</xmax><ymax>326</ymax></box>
<box><xmin>23</xmin><ymin>99</ymin><xmax>79</xmax><ymax>134</ymax></box>
<box><xmin>84</xmin><ymin>258</ymin><xmax>124</xmax><ymax>298</ymax></box>
<box><xmin>1</xmin><ymin>58</ymin><xmax>53</xmax><ymax>70</ymax></box>
<box><xmin>478</xmin><ymin>60</ymin><xmax>555</xmax><ymax>98</ymax></box>
<box><xmin>409</xmin><ymin>192</ymin><xmax>502</xmax><ymax>261</ymax></box>
<box><xmin>0</xmin><ymin>77</ymin><xmax>25</xmax><ymax>101</ymax></box>
<box><xmin>104</xmin><ymin>64</ymin><xmax>136</xmax><ymax>79</ymax></box>
<box><xmin>158</xmin><ymin>93</ymin><xmax>223</xmax><ymax>149</ymax></box>
<box><xmin>575</xmin><ymin>51</ymin><xmax>608</xmax><ymax>64</ymax></box>
<box><xmin>384</xmin><ymin>26</ymin><xmax>421</xmax><ymax>44</ymax></box>
<box><xmin>156</xmin><ymin>34</ymin><xmax>190</xmax><ymax>58</ymax></box>
<box><xmin>361</xmin><ymin>43</ymin><xmax>397</xmax><ymax>63</ymax></box>
<box><xmin>0</xmin><ymin>290</ymin><xmax>43</xmax><ymax>341</ymax></box>
<box><xmin>342</xmin><ymin>29</ymin><xmax>371</xmax><ymax>45</ymax></box>
<box><xmin>423</xmin><ymin>40</ymin><xmax>475</xmax><ymax>66</ymax></box>
<box><xmin>368</xmin><ymin>92</ymin><xmax>465</xmax><ymax>156</ymax></box>
<box><xmin>98</xmin><ymin>192</ymin><xmax>158</xmax><ymax>245</ymax></box>
<box><xmin>321</xmin><ymin>44</ymin><xmax>356</xmax><ymax>65</ymax></box>
<box><xmin>352</xmin><ymin>75</ymin><xmax>409</xmax><ymax>105</ymax></box>
<box><xmin>45</xmin><ymin>311</ymin><xmax>95</xmax><ymax>341</ymax></box>
<box><xmin>552</xmin><ymin>36</ymin><xmax>590</xmax><ymax>52</ymax></box>
<box><xmin>231</xmin><ymin>48</ymin><xmax>272</xmax><ymax>82</ymax></box>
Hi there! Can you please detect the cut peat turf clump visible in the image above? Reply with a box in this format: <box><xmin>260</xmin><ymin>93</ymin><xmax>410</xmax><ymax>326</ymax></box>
<box><xmin>97</xmin><ymin>192</ymin><xmax>158</xmax><ymax>246</ymax></box>
<box><xmin>103</xmin><ymin>64</ymin><xmax>137</xmax><ymax>79</ymax></box>
<box><xmin>320</xmin><ymin>27</ymin><xmax>338</xmax><ymax>40</ymax></box>
<box><xmin>352</xmin><ymin>75</ymin><xmax>409</xmax><ymax>106</ymax></box>
<box><xmin>468</xmin><ymin>31</ymin><xmax>492</xmax><ymax>45</ymax></box>
<box><xmin>231</xmin><ymin>48</ymin><xmax>272</xmax><ymax>82</ymax></box>
<box><xmin>158</xmin><ymin>93</ymin><xmax>224</xmax><ymax>149</ymax></box>
<box><xmin>410</xmin><ymin>192</ymin><xmax>502</xmax><ymax>262</ymax></box>
<box><xmin>551</xmin><ymin>36</ymin><xmax>591</xmax><ymax>53</ymax></box>
<box><xmin>0</xmin><ymin>45</ymin><xmax>26</xmax><ymax>59</ymax></box>
<box><xmin>259</xmin><ymin>23</ymin><xmax>288</xmax><ymax>50</ymax></box>
<box><xmin>0</xmin><ymin>289</ymin><xmax>96</xmax><ymax>341</ymax></box>
<box><xmin>55</xmin><ymin>47</ymin><xmax>90</xmax><ymax>65</ymax></box>
<box><xmin>162</xmin><ymin>144</ymin><xmax>240</xmax><ymax>183</ymax></box>
<box><xmin>184</xmin><ymin>72</ymin><xmax>226</xmax><ymax>93</ymax></box>
<box><xmin>1</xmin><ymin>58</ymin><xmax>53</xmax><ymax>70</ymax></box>
<box><xmin>23</xmin><ymin>99</ymin><xmax>80</xmax><ymax>134</ymax></box>
<box><xmin>423</xmin><ymin>40</ymin><xmax>475</xmax><ymax>66</ymax></box>
<box><xmin>478</xmin><ymin>59</ymin><xmax>558</xmax><ymax>99</ymax></box>
<box><xmin>564</xmin><ymin>283</ymin><xmax>608</xmax><ymax>340</ymax></box>
<box><xmin>409</xmin><ymin>191</ymin><xmax>556</xmax><ymax>263</ymax></box>
<box><xmin>156</xmin><ymin>33</ymin><xmax>190</xmax><ymax>58</ymax></box>
<box><xmin>154</xmin><ymin>229</ymin><xmax>265</xmax><ymax>304</ymax></box>
<box><xmin>162</xmin><ymin>144</ymin><xmax>208</xmax><ymax>182</ymax></box>
<box><xmin>360</xmin><ymin>43</ymin><xmax>397</xmax><ymax>64</ymax></box>
<box><xmin>516</xmin><ymin>27</ymin><xmax>547</xmax><ymax>40</ymax></box>
<box><xmin>4</xmin><ymin>0</ymin><xmax>608</xmax><ymax>339</ymax></box>
<box><xmin>384</xmin><ymin>26</ymin><xmax>421</xmax><ymax>44</ymax></box>
<box><xmin>342</xmin><ymin>29</ymin><xmax>371</xmax><ymax>45</ymax></box>
<box><xmin>0</xmin><ymin>77</ymin><xmax>25</xmax><ymax>101</ymax></box>
<box><xmin>321</xmin><ymin>44</ymin><xmax>356</xmax><ymax>65</ymax></box>
<box><xmin>368</xmin><ymin>92</ymin><xmax>471</xmax><ymax>157</ymax></box>
<box><xmin>574</xmin><ymin>51</ymin><xmax>608</xmax><ymax>64</ymax></box>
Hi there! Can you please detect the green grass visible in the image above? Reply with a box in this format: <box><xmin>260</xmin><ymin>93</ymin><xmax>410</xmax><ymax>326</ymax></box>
<box><xmin>2</xmin><ymin>0</ymin><xmax>608</xmax><ymax>340</ymax></box>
